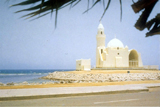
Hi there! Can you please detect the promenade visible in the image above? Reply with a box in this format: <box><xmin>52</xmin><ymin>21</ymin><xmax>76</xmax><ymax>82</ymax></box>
<box><xmin>1</xmin><ymin>86</ymin><xmax>160</xmax><ymax>106</ymax></box>
<box><xmin>0</xmin><ymin>83</ymin><xmax>160</xmax><ymax>100</ymax></box>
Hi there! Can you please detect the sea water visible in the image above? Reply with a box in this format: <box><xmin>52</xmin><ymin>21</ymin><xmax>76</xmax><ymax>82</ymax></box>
<box><xmin>0</xmin><ymin>69</ymin><xmax>73</xmax><ymax>84</ymax></box>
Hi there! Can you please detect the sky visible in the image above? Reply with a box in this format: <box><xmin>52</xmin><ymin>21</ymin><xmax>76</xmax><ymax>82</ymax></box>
<box><xmin>0</xmin><ymin>0</ymin><xmax>160</xmax><ymax>69</ymax></box>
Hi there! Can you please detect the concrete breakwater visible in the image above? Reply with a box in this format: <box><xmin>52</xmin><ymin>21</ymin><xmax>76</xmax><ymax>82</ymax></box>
<box><xmin>41</xmin><ymin>71</ymin><xmax>160</xmax><ymax>83</ymax></box>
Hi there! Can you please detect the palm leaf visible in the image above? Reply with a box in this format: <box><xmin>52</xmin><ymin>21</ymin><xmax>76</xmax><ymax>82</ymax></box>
<box><xmin>30</xmin><ymin>12</ymin><xmax>51</xmax><ymax>21</ymax></box>
<box><xmin>119</xmin><ymin>0</ymin><xmax>122</xmax><ymax>21</ymax></box>
<box><xmin>100</xmin><ymin>0</ymin><xmax>111</xmax><ymax>21</ymax></box>
<box><xmin>83</xmin><ymin>0</ymin><xmax>100</xmax><ymax>14</ymax></box>
<box><xmin>20</xmin><ymin>6</ymin><xmax>52</xmax><ymax>18</ymax></box>
<box><xmin>15</xmin><ymin>3</ymin><xmax>45</xmax><ymax>13</ymax></box>
<box><xmin>71</xmin><ymin>0</ymin><xmax>81</xmax><ymax>7</ymax></box>
<box><xmin>10</xmin><ymin>0</ymin><xmax>124</xmax><ymax>28</ymax></box>
<box><xmin>11</xmin><ymin>0</ymin><xmax>41</xmax><ymax>6</ymax></box>
<box><xmin>103</xmin><ymin>0</ymin><xmax>105</xmax><ymax>10</ymax></box>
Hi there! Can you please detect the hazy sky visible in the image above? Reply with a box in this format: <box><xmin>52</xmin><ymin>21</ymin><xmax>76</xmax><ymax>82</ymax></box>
<box><xmin>0</xmin><ymin>0</ymin><xmax>160</xmax><ymax>69</ymax></box>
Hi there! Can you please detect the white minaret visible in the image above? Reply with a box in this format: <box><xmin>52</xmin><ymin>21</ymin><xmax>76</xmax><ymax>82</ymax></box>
<box><xmin>96</xmin><ymin>22</ymin><xmax>106</xmax><ymax>47</ymax></box>
<box><xmin>96</xmin><ymin>22</ymin><xmax>106</xmax><ymax>68</ymax></box>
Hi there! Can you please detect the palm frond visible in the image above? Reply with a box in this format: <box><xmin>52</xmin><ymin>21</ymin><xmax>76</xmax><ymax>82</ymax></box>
<box><xmin>9</xmin><ymin>0</ymin><xmax>160</xmax><ymax>37</ymax></box>
<box><xmin>83</xmin><ymin>0</ymin><xmax>100</xmax><ymax>14</ymax></box>
<box><xmin>30</xmin><ymin>12</ymin><xmax>50</xmax><ymax>21</ymax></box>
<box><xmin>15</xmin><ymin>3</ymin><xmax>46</xmax><ymax>13</ymax></box>
<box><xmin>103</xmin><ymin>0</ymin><xmax>105</xmax><ymax>10</ymax></box>
<box><xmin>11</xmin><ymin>0</ymin><xmax>123</xmax><ymax>28</ymax></box>
<box><xmin>87</xmin><ymin>0</ymin><xmax>90</xmax><ymax>13</ymax></box>
<box><xmin>22</xmin><ymin>7</ymin><xmax>52</xmax><ymax>19</ymax></box>
<box><xmin>11</xmin><ymin>0</ymin><xmax>77</xmax><ymax>28</ymax></box>
<box><xmin>11</xmin><ymin>0</ymin><xmax>41</xmax><ymax>6</ymax></box>
<box><xmin>119</xmin><ymin>0</ymin><xmax>122</xmax><ymax>21</ymax></box>
<box><xmin>100</xmin><ymin>0</ymin><xmax>111</xmax><ymax>21</ymax></box>
<box><xmin>71</xmin><ymin>0</ymin><xmax>81</xmax><ymax>7</ymax></box>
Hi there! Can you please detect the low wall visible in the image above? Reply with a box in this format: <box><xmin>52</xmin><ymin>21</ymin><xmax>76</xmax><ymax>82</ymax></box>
<box><xmin>143</xmin><ymin>65</ymin><xmax>159</xmax><ymax>70</ymax></box>
<box><xmin>92</xmin><ymin>67</ymin><xmax>145</xmax><ymax>70</ymax></box>
<box><xmin>92</xmin><ymin>66</ymin><xmax>159</xmax><ymax>70</ymax></box>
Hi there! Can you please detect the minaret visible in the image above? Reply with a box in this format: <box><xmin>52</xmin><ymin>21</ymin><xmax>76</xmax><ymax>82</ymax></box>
<box><xmin>96</xmin><ymin>22</ymin><xmax>106</xmax><ymax>68</ymax></box>
<box><xmin>96</xmin><ymin>22</ymin><xmax>106</xmax><ymax>47</ymax></box>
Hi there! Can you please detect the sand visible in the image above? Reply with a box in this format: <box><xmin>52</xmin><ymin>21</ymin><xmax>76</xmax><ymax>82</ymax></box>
<box><xmin>1</xmin><ymin>80</ymin><xmax>160</xmax><ymax>89</ymax></box>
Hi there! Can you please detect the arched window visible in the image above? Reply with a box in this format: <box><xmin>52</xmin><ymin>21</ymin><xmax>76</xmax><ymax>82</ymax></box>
<box><xmin>101</xmin><ymin>31</ymin><xmax>103</xmax><ymax>34</ymax></box>
<box><xmin>117</xmin><ymin>47</ymin><xmax>119</xmax><ymax>50</ymax></box>
<box><xmin>117</xmin><ymin>53</ymin><xmax>119</xmax><ymax>55</ymax></box>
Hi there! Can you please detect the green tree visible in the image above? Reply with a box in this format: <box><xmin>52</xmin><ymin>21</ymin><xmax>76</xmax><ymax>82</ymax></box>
<box><xmin>10</xmin><ymin>0</ymin><xmax>160</xmax><ymax>37</ymax></box>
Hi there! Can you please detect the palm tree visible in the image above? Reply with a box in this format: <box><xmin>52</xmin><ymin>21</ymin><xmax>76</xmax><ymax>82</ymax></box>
<box><xmin>10</xmin><ymin>0</ymin><xmax>160</xmax><ymax>37</ymax></box>
<box><xmin>131</xmin><ymin>0</ymin><xmax>160</xmax><ymax>37</ymax></box>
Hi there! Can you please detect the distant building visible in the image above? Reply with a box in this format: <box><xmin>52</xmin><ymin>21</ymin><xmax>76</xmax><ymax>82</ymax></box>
<box><xmin>76</xmin><ymin>59</ymin><xmax>91</xmax><ymax>71</ymax></box>
<box><xmin>96</xmin><ymin>23</ymin><xmax>143</xmax><ymax>68</ymax></box>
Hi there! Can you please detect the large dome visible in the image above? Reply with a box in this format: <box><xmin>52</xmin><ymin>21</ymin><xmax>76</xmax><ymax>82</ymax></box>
<box><xmin>107</xmin><ymin>38</ymin><xmax>124</xmax><ymax>48</ymax></box>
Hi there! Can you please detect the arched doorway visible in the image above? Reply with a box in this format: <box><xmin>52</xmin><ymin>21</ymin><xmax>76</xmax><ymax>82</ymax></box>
<box><xmin>129</xmin><ymin>50</ymin><xmax>139</xmax><ymax>67</ymax></box>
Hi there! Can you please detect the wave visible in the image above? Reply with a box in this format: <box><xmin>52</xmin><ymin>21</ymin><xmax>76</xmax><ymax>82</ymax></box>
<box><xmin>0</xmin><ymin>73</ymin><xmax>49</xmax><ymax>76</ymax></box>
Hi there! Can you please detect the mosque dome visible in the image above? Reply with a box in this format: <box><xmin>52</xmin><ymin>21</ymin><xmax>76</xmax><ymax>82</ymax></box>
<box><xmin>107</xmin><ymin>38</ymin><xmax>124</xmax><ymax>48</ymax></box>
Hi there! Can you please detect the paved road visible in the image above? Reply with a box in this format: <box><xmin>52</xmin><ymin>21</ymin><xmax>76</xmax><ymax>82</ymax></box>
<box><xmin>0</xmin><ymin>87</ymin><xmax>160</xmax><ymax>106</ymax></box>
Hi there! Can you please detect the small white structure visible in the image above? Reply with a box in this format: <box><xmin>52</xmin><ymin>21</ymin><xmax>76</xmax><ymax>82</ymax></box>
<box><xmin>96</xmin><ymin>22</ymin><xmax>143</xmax><ymax>68</ymax></box>
<box><xmin>76</xmin><ymin>59</ymin><xmax>91</xmax><ymax>71</ymax></box>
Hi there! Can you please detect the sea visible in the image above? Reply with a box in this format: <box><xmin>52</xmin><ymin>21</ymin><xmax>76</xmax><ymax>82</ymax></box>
<box><xmin>0</xmin><ymin>69</ymin><xmax>74</xmax><ymax>84</ymax></box>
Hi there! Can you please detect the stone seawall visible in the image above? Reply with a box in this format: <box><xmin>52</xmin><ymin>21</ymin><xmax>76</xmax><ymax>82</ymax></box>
<box><xmin>41</xmin><ymin>72</ymin><xmax>160</xmax><ymax>84</ymax></box>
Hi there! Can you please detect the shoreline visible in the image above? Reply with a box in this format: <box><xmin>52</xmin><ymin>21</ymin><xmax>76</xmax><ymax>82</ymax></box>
<box><xmin>0</xmin><ymin>70</ymin><xmax>160</xmax><ymax>89</ymax></box>
<box><xmin>0</xmin><ymin>80</ymin><xmax>160</xmax><ymax>89</ymax></box>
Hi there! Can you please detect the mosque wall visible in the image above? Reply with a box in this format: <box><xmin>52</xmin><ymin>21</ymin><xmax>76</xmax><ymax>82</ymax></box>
<box><xmin>102</xmin><ymin>47</ymin><xmax>129</xmax><ymax>67</ymax></box>
<box><xmin>138</xmin><ymin>53</ymin><xmax>143</xmax><ymax>67</ymax></box>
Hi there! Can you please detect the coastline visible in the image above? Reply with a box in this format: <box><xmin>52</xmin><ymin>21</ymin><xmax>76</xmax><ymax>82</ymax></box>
<box><xmin>1</xmin><ymin>80</ymin><xmax>160</xmax><ymax>89</ymax></box>
<box><xmin>0</xmin><ymin>70</ymin><xmax>160</xmax><ymax>89</ymax></box>
<box><xmin>0</xmin><ymin>69</ymin><xmax>70</xmax><ymax>84</ymax></box>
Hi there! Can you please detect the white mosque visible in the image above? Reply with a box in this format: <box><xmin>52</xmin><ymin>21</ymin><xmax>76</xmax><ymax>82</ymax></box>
<box><xmin>76</xmin><ymin>23</ymin><xmax>144</xmax><ymax>71</ymax></box>
<box><xmin>96</xmin><ymin>23</ymin><xmax>143</xmax><ymax>68</ymax></box>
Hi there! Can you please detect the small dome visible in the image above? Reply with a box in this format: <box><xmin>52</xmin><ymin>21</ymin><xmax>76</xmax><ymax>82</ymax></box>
<box><xmin>98</xmin><ymin>22</ymin><xmax>104</xmax><ymax>30</ymax></box>
<box><xmin>107</xmin><ymin>38</ymin><xmax>124</xmax><ymax>48</ymax></box>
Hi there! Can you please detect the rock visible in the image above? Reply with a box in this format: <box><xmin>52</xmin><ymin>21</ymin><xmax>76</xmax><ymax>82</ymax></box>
<box><xmin>0</xmin><ymin>82</ymin><xmax>4</xmax><ymax>86</ymax></box>
<box><xmin>30</xmin><ymin>82</ymin><xmax>36</xmax><ymax>85</ymax></box>
<box><xmin>42</xmin><ymin>82</ymin><xmax>46</xmax><ymax>84</ymax></box>
<box><xmin>35</xmin><ymin>83</ymin><xmax>40</xmax><ymax>85</ymax></box>
<box><xmin>68</xmin><ymin>80</ymin><xmax>73</xmax><ymax>83</ymax></box>
<box><xmin>14</xmin><ymin>83</ymin><xmax>22</xmax><ymax>86</ymax></box>
<box><xmin>74</xmin><ymin>80</ymin><xmax>80</xmax><ymax>83</ymax></box>
<box><xmin>60</xmin><ymin>81</ymin><xmax>66</xmax><ymax>84</ymax></box>
<box><xmin>22</xmin><ymin>81</ymin><xmax>29</xmax><ymax>85</ymax></box>
<box><xmin>54</xmin><ymin>81</ymin><xmax>59</xmax><ymax>84</ymax></box>
<box><xmin>79</xmin><ymin>80</ymin><xmax>83</xmax><ymax>83</ymax></box>
<box><xmin>157</xmin><ymin>76</ymin><xmax>160</xmax><ymax>80</ymax></box>
<box><xmin>108</xmin><ymin>78</ymin><xmax>113</xmax><ymax>82</ymax></box>
<box><xmin>6</xmin><ymin>82</ymin><xmax>14</xmax><ymax>86</ymax></box>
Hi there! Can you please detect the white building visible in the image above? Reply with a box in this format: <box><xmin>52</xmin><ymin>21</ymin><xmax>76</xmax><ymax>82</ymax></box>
<box><xmin>76</xmin><ymin>59</ymin><xmax>91</xmax><ymax>71</ymax></box>
<box><xmin>96</xmin><ymin>23</ymin><xmax>143</xmax><ymax>68</ymax></box>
